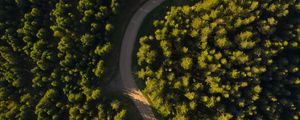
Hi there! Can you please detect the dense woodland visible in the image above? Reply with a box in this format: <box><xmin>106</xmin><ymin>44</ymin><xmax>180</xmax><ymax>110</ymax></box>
<box><xmin>0</xmin><ymin>0</ymin><xmax>127</xmax><ymax>119</ymax></box>
<box><xmin>137</xmin><ymin>0</ymin><xmax>300</xmax><ymax>119</ymax></box>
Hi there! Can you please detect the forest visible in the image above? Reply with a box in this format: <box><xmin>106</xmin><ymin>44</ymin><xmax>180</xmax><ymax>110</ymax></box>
<box><xmin>137</xmin><ymin>0</ymin><xmax>300</xmax><ymax>119</ymax></box>
<box><xmin>1</xmin><ymin>0</ymin><xmax>300</xmax><ymax>119</ymax></box>
<box><xmin>0</xmin><ymin>0</ymin><xmax>127</xmax><ymax>119</ymax></box>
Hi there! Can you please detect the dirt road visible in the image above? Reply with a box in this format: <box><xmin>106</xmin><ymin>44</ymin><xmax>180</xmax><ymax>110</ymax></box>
<box><xmin>119</xmin><ymin>0</ymin><xmax>165</xmax><ymax>120</ymax></box>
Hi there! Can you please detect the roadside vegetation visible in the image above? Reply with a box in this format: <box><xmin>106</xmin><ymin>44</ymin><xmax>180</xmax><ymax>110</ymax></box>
<box><xmin>133</xmin><ymin>0</ymin><xmax>196</xmax><ymax>90</ymax></box>
<box><xmin>136</xmin><ymin>0</ymin><xmax>300</xmax><ymax>119</ymax></box>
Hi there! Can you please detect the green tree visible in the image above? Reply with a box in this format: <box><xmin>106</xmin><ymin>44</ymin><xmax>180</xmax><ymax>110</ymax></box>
<box><xmin>181</xmin><ymin>57</ymin><xmax>193</xmax><ymax>70</ymax></box>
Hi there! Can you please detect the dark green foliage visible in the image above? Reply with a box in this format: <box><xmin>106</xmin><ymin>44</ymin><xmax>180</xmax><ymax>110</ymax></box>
<box><xmin>0</xmin><ymin>0</ymin><xmax>126</xmax><ymax>119</ymax></box>
<box><xmin>137</xmin><ymin>0</ymin><xmax>300</xmax><ymax>119</ymax></box>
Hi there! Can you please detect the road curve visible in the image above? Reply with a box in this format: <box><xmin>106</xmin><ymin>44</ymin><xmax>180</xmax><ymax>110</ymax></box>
<box><xmin>119</xmin><ymin>0</ymin><xmax>165</xmax><ymax>120</ymax></box>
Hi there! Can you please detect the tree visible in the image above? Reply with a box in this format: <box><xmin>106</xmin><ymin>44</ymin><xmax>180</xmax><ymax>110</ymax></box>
<box><xmin>94</xmin><ymin>43</ymin><xmax>111</xmax><ymax>56</ymax></box>
<box><xmin>80</xmin><ymin>33</ymin><xmax>94</xmax><ymax>46</ymax></box>
<box><xmin>111</xmin><ymin>100</ymin><xmax>120</xmax><ymax>110</ymax></box>
<box><xmin>113</xmin><ymin>109</ymin><xmax>126</xmax><ymax>120</ymax></box>
<box><xmin>94</xmin><ymin>60</ymin><xmax>104</xmax><ymax>77</ymax></box>
<box><xmin>91</xmin><ymin>89</ymin><xmax>101</xmax><ymax>100</ymax></box>
<box><xmin>181</xmin><ymin>57</ymin><xmax>193</xmax><ymax>70</ymax></box>
<box><xmin>105</xmin><ymin>23</ymin><xmax>113</xmax><ymax>32</ymax></box>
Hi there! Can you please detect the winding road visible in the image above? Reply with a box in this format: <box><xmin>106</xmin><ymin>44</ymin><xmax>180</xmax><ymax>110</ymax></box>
<box><xmin>119</xmin><ymin>0</ymin><xmax>165</xmax><ymax>120</ymax></box>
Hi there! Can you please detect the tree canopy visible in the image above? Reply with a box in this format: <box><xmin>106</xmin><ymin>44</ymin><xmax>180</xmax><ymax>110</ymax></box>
<box><xmin>137</xmin><ymin>0</ymin><xmax>300</xmax><ymax>119</ymax></box>
<box><xmin>0</xmin><ymin>0</ymin><xmax>126</xmax><ymax>119</ymax></box>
